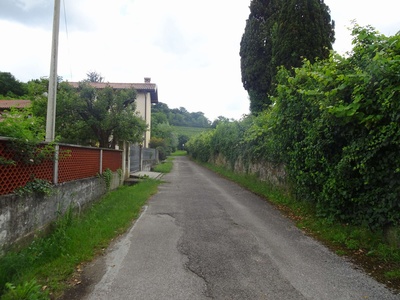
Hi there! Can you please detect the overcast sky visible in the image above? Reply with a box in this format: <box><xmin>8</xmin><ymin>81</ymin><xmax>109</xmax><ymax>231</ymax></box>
<box><xmin>0</xmin><ymin>0</ymin><xmax>399</xmax><ymax>121</ymax></box>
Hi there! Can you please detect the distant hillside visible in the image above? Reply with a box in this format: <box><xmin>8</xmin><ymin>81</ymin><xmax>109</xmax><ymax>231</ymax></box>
<box><xmin>152</xmin><ymin>102</ymin><xmax>211</xmax><ymax>128</ymax></box>
<box><xmin>172</xmin><ymin>126</ymin><xmax>211</xmax><ymax>139</ymax></box>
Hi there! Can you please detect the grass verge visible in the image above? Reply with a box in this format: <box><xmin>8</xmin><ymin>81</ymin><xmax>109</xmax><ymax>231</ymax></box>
<box><xmin>199</xmin><ymin>161</ymin><xmax>400</xmax><ymax>293</ymax></box>
<box><xmin>171</xmin><ymin>150</ymin><xmax>187</xmax><ymax>156</ymax></box>
<box><xmin>0</xmin><ymin>179</ymin><xmax>161</xmax><ymax>299</ymax></box>
<box><xmin>152</xmin><ymin>151</ymin><xmax>186</xmax><ymax>173</ymax></box>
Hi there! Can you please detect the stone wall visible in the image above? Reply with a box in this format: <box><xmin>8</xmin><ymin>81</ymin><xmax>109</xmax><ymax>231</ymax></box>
<box><xmin>212</xmin><ymin>154</ymin><xmax>287</xmax><ymax>188</ymax></box>
<box><xmin>0</xmin><ymin>172</ymin><xmax>121</xmax><ymax>254</ymax></box>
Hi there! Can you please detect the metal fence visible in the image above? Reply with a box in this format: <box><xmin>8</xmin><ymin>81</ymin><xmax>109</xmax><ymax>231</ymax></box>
<box><xmin>130</xmin><ymin>144</ymin><xmax>141</xmax><ymax>173</ymax></box>
<box><xmin>129</xmin><ymin>145</ymin><xmax>159</xmax><ymax>173</ymax></box>
<box><xmin>0</xmin><ymin>138</ymin><xmax>122</xmax><ymax>195</ymax></box>
<box><xmin>142</xmin><ymin>148</ymin><xmax>158</xmax><ymax>171</ymax></box>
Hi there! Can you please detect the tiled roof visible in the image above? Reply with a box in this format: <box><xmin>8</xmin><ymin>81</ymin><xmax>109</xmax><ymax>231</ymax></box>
<box><xmin>68</xmin><ymin>81</ymin><xmax>158</xmax><ymax>103</ymax></box>
<box><xmin>0</xmin><ymin>100</ymin><xmax>31</xmax><ymax>109</ymax></box>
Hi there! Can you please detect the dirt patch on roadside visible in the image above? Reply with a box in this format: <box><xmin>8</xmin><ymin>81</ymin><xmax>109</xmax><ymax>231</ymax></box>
<box><xmin>57</xmin><ymin>253</ymin><xmax>107</xmax><ymax>300</ymax></box>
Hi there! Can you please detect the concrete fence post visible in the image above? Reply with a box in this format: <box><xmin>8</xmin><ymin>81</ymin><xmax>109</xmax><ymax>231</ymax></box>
<box><xmin>53</xmin><ymin>144</ymin><xmax>59</xmax><ymax>184</ymax></box>
<box><xmin>100</xmin><ymin>149</ymin><xmax>103</xmax><ymax>173</ymax></box>
<box><xmin>126</xmin><ymin>142</ymin><xmax>131</xmax><ymax>179</ymax></box>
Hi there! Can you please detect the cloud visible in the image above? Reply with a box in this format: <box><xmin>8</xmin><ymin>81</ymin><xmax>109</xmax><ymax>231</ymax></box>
<box><xmin>155</xmin><ymin>18</ymin><xmax>190</xmax><ymax>55</ymax></box>
<box><xmin>0</xmin><ymin>0</ymin><xmax>52</xmax><ymax>27</ymax></box>
<box><xmin>326</xmin><ymin>0</ymin><xmax>400</xmax><ymax>54</ymax></box>
<box><xmin>0</xmin><ymin>0</ymin><xmax>103</xmax><ymax>31</ymax></box>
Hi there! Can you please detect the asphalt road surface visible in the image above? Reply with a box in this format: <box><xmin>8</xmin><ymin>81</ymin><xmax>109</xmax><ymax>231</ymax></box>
<box><xmin>74</xmin><ymin>156</ymin><xmax>398</xmax><ymax>300</ymax></box>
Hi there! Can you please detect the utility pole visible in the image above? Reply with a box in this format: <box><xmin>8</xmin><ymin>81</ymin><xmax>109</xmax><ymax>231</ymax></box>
<box><xmin>45</xmin><ymin>0</ymin><xmax>61</xmax><ymax>142</ymax></box>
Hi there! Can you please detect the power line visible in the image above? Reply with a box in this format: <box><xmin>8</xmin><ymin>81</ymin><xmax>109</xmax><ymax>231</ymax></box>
<box><xmin>62</xmin><ymin>0</ymin><xmax>73</xmax><ymax>80</ymax></box>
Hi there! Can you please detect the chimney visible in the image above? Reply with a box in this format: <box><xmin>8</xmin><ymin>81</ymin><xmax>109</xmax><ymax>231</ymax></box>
<box><xmin>144</xmin><ymin>77</ymin><xmax>151</xmax><ymax>83</ymax></box>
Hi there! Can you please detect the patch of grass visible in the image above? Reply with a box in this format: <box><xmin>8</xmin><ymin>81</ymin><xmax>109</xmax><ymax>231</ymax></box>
<box><xmin>152</xmin><ymin>157</ymin><xmax>173</xmax><ymax>173</ymax></box>
<box><xmin>171</xmin><ymin>150</ymin><xmax>187</xmax><ymax>156</ymax></box>
<box><xmin>152</xmin><ymin>162</ymin><xmax>173</xmax><ymax>173</ymax></box>
<box><xmin>386</xmin><ymin>269</ymin><xmax>400</xmax><ymax>280</ymax></box>
<box><xmin>197</xmin><ymin>160</ymin><xmax>400</xmax><ymax>292</ymax></box>
<box><xmin>0</xmin><ymin>180</ymin><xmax>160</xmax><ymax>299</ymax></box>
<box><xmin>152</xmin><ymin>151</ymin><xmax>186</xmax><ymax>173</ymax></box>
<box><xmin>336</xmin><ymin>250</ymin><xmax>346</xmax><ymax>256</ymax></box>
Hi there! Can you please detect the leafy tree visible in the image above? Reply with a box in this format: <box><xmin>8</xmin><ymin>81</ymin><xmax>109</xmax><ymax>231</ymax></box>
<box><xmin>211</xmin><ymin>116</ymin><xmax>231</xmax><ymax>128</ymax></box>
<box><xmin>152</xmin><ymin>102</ymin><xmax>211</xmax><ymax>128</ymax></box>
<box><xmin>240</xmin><ymin>0</ymin><xmax>335</xmax><ymax>113</ymax></box>
<box><xmin>151</xmin><ymin>102</ymin><xmax>170</xmax><ymax>115</ymax></box>
<box><xmin>32</xmin><ymin>81</ymin><xmax>147</xmax><ymax>148</ymax></box>
<box><xmin>178</xmin><ymin>134</ymin><xmax>189</xmax><ymax>150</ymax></box>
<box><xmin>149</xmin><ymin>137</ymin><xmax>169</xmax><ymax>160</ymax></box>
<box><xmin>70</xmin><ymin>82</ymin><xmax>146</xmax><ymax>147</ymax></box>
<box><xmin>25</xmin><ymin>78</ymin><xmax>48</xmax><ymax>100</ymax></box>
<box><xmin>85</xmin><ymin>71</ymin><xmax>104</xmax><ymax>83</ymax></box>
<box><xmin>0</xmin><ymin>72</ymin><xmax>26</xmax><ymax>97</ymax></box>
<box><xmin>190</xmin><ymin>111</ymin><xmax>210</xmax><ymax>127</ymax></box>
<box><xmin>151</xmin><ymin>122</ymin><xmax>178</xmax><ymax>153</ymax></box>
<box><xmin>151</xmin><ymin>111</ymin><xmax>168</xmax><ymax>126</ymax></box>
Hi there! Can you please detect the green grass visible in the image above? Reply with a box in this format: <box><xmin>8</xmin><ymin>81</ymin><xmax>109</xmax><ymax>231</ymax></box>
<box><xmin>152</xmin><ymin>151</ymin><xmax>186</xmax><ymax>173</ymax></box>
<box><xmin>199</xmin><ymin>161</ymin><xmax>400</xmax><ymax>291</ymax></box>
<box><xmin>172</xmin><ymin>126</ymin><xmax>211</xmax><ymax>138</ymax></box>
<box><xmin>152</xmin><ymin>157</ymin><xmax>173</xmax><ymax>173</ymax></box>
<box><xmin>171</xmin><ymin>150</ymin><xmax>187</xmax><ymax>156</ymax></box>
<box><xmin>0</xmin><ymin>180</ymin><xmax>161</xmax><ymax>299</ymax></box>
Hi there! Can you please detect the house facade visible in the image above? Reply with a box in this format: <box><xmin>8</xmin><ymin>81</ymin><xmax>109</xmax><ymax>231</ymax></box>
<box><xmin>68</xmin><ymin>78</ymin><xmax>158</xmax><ymax>148</ymax></box>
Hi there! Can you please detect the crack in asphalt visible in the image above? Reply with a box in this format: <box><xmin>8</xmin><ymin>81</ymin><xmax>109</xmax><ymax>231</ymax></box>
<box><xmin>177</xmin><ymin>236</ymin><xmax>214</xmax><ymax>299</ymax></box>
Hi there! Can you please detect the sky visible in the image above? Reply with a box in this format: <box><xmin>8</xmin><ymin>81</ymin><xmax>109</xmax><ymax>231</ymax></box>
<box><xmin>0</xmin><ymin>0</ymin><xmax>399</xmax><ymax>122</ymax></box>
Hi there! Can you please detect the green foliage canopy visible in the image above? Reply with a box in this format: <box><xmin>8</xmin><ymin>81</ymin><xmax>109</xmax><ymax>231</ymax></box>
<box><xmin>0</xmin><ymin>107</ymin><xmax>45</xmax><ymax>141</ymax></box>
<box><xmin>152</xmin><ymin>102</ymin><xmax>211</xmax><ymax>128</ymax></box>
<box><xmin>64</xmin><ymin>82</ymin><xmax>147</xmax><ymax>148</ymax></box>
<box><xmin>0</xmin><ymin>72</ymin><xmax>26</xmax><ymax>98</ymax></box>
<box><xmin>151</xmin><ymin>102</ymin><xmax>213</xmax><ymax>155</ymax></box>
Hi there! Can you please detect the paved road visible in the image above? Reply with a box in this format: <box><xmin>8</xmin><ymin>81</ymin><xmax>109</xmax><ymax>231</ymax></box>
<box><xmin>77</xmin><ymin>156</ymin><xmax>398</xmax><ymax>299</ymax></box>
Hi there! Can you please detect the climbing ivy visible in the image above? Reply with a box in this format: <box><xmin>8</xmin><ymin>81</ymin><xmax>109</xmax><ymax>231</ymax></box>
<box><xmin>14</xmin><ymin>178</ymin><xmax>53</xmax><ymax>197</ymax></box>
<box><xmin>98</xmin><ymin>168</ymin><xmax>113</xmax><ymax>191</ymax></box>
<box><xmin>269</xmin><ymin>25</ymin><xmax>400</xmax><ymax>228</ymax></box>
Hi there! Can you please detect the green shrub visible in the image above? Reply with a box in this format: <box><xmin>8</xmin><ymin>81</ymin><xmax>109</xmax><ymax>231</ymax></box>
<box><xmin>186</xmin><ymin>130</ymin><xmax>214</xmax><ymax>162</ymax></box>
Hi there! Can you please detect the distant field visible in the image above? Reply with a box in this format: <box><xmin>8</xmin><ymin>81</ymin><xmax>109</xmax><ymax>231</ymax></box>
<box><xmin>172</xmin><ymin>126</ymin><xmax>211</xmax><ymax>138</ymax></box>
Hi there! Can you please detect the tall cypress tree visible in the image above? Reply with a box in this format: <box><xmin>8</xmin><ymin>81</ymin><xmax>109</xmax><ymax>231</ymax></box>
<box><xmin>240</xmin><ymin>0</ymin><xmax>335</xmax><ymax>114</ymax></box>
<box><xmin>240</xmin><ymin>0</ymin><xmax>278</xmax><ymax>113</ymax></box>
<box><xmin>272</xmin><ymin>0</ymin><xmax>335</xmax><ymax>71</ymax></box>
